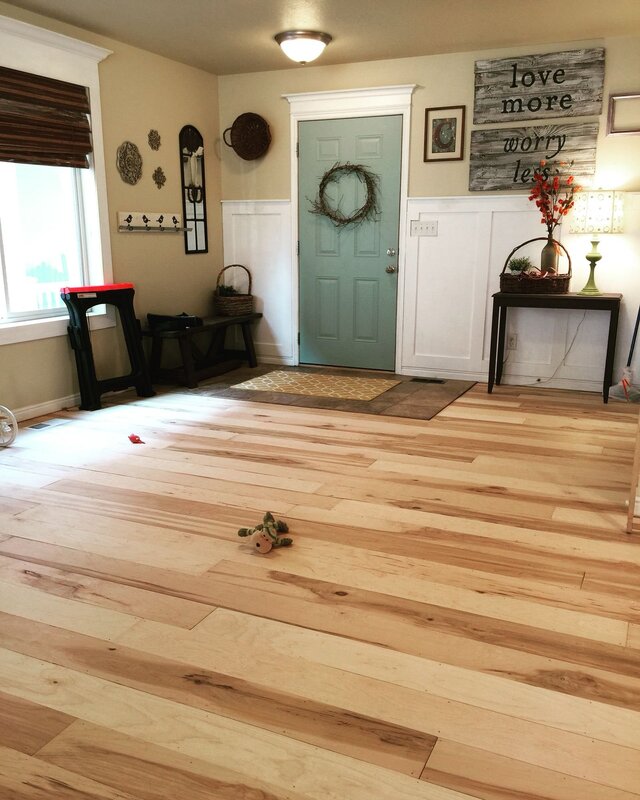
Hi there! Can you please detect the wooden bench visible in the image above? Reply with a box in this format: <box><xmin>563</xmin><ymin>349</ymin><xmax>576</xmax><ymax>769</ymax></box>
<box><xmin>143</xmin><ymin>312</ymin><xmax>262</xmax><ymax>388</ymax></box>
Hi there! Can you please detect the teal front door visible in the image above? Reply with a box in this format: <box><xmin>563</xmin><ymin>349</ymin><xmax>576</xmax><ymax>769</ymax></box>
<box><xmin>298</xmin><ymin>115</ymin><xmax>402</xmax><ymax>370</ymax></box>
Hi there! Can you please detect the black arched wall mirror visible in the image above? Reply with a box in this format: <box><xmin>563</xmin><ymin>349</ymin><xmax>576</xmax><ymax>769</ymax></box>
<box><xmin>179</xmin><ymin>125</ymin><xmax>208</xmax><ymax>254</ymax></box>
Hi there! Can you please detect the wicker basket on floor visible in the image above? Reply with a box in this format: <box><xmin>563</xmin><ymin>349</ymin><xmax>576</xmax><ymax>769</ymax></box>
<box><xmin>213</xmin><ymin>264</ymin><xmax>254</xmax><ymax>316</ymax></box>
<box><xmin>500</xmin><ymin>237</ymin><xmax>571</xmax><ymax>294</ymax></box>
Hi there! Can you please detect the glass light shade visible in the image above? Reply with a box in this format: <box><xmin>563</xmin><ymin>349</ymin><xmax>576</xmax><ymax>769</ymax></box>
<box><xmin>274</xmin><ymin>31</ymin><xmax>332</xmax><ymax>64</ymax></box>
<box><xmin>569</xmin><ymin>190</ymin><xmax>625</xmax><ymax>234</ymax></box>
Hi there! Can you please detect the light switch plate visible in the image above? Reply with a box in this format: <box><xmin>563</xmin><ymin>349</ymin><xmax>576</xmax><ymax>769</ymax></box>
<box><xmin>410</xmin><ymin>220</ymin><xmax>438</xmax><ymax>236</ymax></box>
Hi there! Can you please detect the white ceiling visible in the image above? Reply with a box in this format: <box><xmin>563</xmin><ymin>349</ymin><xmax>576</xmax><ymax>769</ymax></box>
<box><xmin>5</xmin><ymin>0</ymin><xmax>640</xmax><ymax>75</ymax></box>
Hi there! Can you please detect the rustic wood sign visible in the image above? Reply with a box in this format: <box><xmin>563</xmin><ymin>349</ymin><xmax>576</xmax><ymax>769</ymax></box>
<box><xmin>474</xmin><ymin>48</ymin><xmax>605</xmax><ymax>125</ymax></box>
<box><xmin>469</xmin><ymin>121</ymin><xmax>598</xmax><ymax>192</ymax></box>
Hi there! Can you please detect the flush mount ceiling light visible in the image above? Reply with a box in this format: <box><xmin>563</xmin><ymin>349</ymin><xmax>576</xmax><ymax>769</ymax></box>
<box><xmin>274</xmin><ymin>30</ymin><xmax>332</xmax><ymax>64</ymax></box>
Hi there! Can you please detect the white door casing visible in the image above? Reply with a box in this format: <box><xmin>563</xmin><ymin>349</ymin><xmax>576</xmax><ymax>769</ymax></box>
<box><xmin>283</xmin><ymin>85</ymin><xmax>416</xmax><ymax>368</ymax></box>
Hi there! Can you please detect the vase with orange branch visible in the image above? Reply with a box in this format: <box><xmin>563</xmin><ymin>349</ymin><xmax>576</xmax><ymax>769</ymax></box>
<box><xmin>528</xmin><ymin>160</ymin><xmax>581</xmax><ymax>274</ymax></box>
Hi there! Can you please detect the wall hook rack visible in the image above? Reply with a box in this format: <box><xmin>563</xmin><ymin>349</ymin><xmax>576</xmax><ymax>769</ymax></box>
<box><xmin>117</xmin><ymin>211</ymin><xmax>190</xmax><ymax>233</ymax></box>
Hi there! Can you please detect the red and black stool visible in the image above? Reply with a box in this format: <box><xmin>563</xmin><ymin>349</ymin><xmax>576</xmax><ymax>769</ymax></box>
<box><xmin>60</xmin><ymin>283</ymin><xmax>155</xmax><ymax>411</ymax></box>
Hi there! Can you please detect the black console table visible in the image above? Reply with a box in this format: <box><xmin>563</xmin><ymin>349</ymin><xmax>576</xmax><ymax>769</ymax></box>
<box><xmin>488</xmin><ymin>292</ymin><xmax>622</xmax><ymax>403</ymax></box>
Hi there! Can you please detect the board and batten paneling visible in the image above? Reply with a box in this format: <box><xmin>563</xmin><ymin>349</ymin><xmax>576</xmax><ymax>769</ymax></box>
<box><xmin>402</xmin><ymin>195</ymin><xmax>613</xmax><ymax>391</ymax></box>
<box><xmin>222</xmin><ymin>200</ymin><xmax>294</xmax><ymax>364</ymax></box>
<box><xmin>221</xmin><ymin>195</ymin><xmax>639</xmax><ymax>391</ymax></box>
<box><xmin>469</xmin><ymin>121</ymin><xmax>598</xmax><ymax>192</ymax></box>
<box><xmin>474</xmin><ymin>48</ymin><xmax>605</xmax><ymax>125</ymax></box>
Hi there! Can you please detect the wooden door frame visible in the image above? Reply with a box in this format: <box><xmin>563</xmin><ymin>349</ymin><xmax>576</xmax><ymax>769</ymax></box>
<box><xmin>283</xmin><ymin>85</ymin><xmax>415</xmax><ymax>368</ymax></box>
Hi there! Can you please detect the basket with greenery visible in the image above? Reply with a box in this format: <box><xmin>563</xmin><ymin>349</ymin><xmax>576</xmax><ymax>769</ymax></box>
<box><xmin>213</xmin><ymin>264</ymin><xmax>253</xmax><ymax>315</ymax></box>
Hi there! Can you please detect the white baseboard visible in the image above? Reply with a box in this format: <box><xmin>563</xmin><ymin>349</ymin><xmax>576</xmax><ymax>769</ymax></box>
<box><xmin>13</xmin><ymin>393</ymin><xmax>80</xmax><ymax>423</ymax></box>
<box><xmin>398</xmin><ymin>366</ymin><xmax>485</xmax><ymax>381</ymax></box>
<box><xmin>257</xmin><ymin>356</ymin><xmax>296</xmax><ymax>366</ymax></box>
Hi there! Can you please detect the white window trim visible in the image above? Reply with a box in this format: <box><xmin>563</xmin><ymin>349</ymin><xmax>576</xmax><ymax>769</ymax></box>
<box><xmin>0</xmin><ymin>14</ymin><xmax>114</xmax><ymax>345</ymax></box>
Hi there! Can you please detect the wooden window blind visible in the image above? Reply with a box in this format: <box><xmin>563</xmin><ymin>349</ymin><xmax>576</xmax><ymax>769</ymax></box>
<box><xmin>0</xmin><ymin>65</ymin><xmax>92</xmax><ymax>168</ymax></box>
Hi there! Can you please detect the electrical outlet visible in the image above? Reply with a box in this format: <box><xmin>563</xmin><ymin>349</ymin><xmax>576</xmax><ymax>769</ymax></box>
<box><xmin>507</xmin><ymin>334</ymin><xmax>518</xmax><ymax>350</ymax></box>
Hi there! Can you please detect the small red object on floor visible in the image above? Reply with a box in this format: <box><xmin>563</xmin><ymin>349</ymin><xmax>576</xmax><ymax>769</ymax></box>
<box><xmin>128</xmin><ymin>434</ymin><xmax>144</xmax><ymax>444</ymax></box>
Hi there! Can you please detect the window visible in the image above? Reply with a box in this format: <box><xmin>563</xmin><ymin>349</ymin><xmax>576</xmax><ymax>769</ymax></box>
<box><xmin>0</xmin><ymin>162</ymin><xmax>89</xmax><ymax>320</ymax></box>
<box><xmin>0</xmin><ymin>14</ymin><xmax>112</xmax><ymax>344</ymax></box>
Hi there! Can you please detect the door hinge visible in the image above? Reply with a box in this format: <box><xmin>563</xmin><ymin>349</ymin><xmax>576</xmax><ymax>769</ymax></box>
<box><xmin>296</xmin><ymin>142</ymin><xmax>299</xmax><ymax>158</ymax></box>
<box><xmin>297</xmin><ymin>332</ymin><xmax>300</xmax><ymax>345</ymax></box>
<box><xmin>296</xmin><ymin>241</ymin><xmax>300</xmax><ymax>256</ymax></box>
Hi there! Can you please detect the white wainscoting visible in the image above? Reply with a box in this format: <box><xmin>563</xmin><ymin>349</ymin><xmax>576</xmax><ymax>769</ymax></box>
<box><xmin>402</xmin><ymin>194</ymin><xmax>630</xmax><ymax>390</ymax></box>
<box><xmin>222</xmin><ymin>200</ymin><xmax>295</xmax><ymax>364</ymax></box>
<box><xmin>222</xmin><ymin>195</ymin><xmax>640</xmax><ymax>390</ymax></box>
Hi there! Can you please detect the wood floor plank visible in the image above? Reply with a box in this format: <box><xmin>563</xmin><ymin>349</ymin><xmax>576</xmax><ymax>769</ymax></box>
<box><xmin>224</xmin><ymin>535</ymin><xmax>628</xmax><ymax>645</ymax></box>
<box><xmin>0</xmin><ymin>745</ymin><xmax>141</xmax><ymax>800</ymax></box>
<box><xmin>1</xmin><ymin>381</ymin><xmax>638</xmax><ymax>800</ymax></box>
<box><xmin>123</xmin><ymin>606</ymin><xmax>640</xmax><ymax>750</ymax></box>
<box><xmin>1</xmin><ymin>509</ymin><xmax>234</xmax><ymax>574</ymax></box>
<box><xmin>3</xmin><ymin>538</ymin><xmax>638</xmax><ymax>711</ymax></box>
<box><xmin>0</xmin><ymin>691</ymin><xmax>74</xmax><ymax>755</ymax></box>
<box><xmin>0</xmin><ymin>579</ymin><xmax>142</xmax><ymax>641</ymax></box>
<box><xmin>112</xmin><ymin>615</ymin><xmax>640</xmax><ymax>790</ymax></box>
<box><xmin>0</xmin><ymin>497</ymin><xmax>36</xmax><ymax>517</ymax></box>
<box><xmin>38</xmin><ymin>722</ymin><xmax>301</xmax><ymax>800</ymax></box>
<box><xmin>420</xmin><ymin>739</ymin><xmax>640</xmax><ymax>800</ymax></box>
<box><xmin>0</xmin><ymin>611</ymin><xmax>435</xmax><ymax>777</ymax></box>
<box><xmin>0</xmin><ymin>554</ymin><xmax>213</xmax><ymax>628</ymax></box>
<box><xmin>0</xmin><ymin>649</ymin><xmax>475</xmax><ymax>800</ymax></box>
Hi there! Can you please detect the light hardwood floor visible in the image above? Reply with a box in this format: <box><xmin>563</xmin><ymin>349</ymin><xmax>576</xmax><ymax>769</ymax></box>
<box><xmin>0</xmin><ymin>383</ymin><xmax>639</xmax><ymax>800</ymax></box>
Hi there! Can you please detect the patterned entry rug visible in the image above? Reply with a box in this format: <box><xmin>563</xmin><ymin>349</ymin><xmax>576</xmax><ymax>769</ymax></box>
<box><xmin>192</xmin><ymin>366</ymin><xmax>475</xmax><ymax>421</ymax></box>
<box><xmin>232</xmin><ymin>370</ymin><xmax>401</xmax><ymax>401</ymax></box>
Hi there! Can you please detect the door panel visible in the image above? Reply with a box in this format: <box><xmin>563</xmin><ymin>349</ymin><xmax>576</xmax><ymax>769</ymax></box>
<box><xmin>298</xmin><ymin>115</ymin><xmax>402</xmax><ymax>370</ymax></box>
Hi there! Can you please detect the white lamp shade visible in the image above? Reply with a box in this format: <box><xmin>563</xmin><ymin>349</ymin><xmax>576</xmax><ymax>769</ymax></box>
<box><xmin>569</xmin><ymin>190</ymin><xmax>625</xmax><ymax>234</ymax></box>
<box><xmin>275</xmin><ymin>31</ymin><xmax>331</xmax><ymax>64</ymax></box>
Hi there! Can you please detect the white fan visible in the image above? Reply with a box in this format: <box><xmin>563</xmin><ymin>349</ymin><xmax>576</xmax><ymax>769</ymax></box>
<box><xmin>0</xmin><ymin>405</ymin><xmax>17</xmax><ymax>447</ymax></box>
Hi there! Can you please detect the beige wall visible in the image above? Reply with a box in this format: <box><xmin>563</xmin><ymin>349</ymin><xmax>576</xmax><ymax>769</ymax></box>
<box><xmin>218</xmin><ymin>36</ymin><xmax>640</xmax><ymax>200</ymax></box>
<box><xmin>0</xmin><ymin>2</ymin><xmax>221</xmax><ymax>414</ymax></box>
<box><xmin>1</xmin><ymin>2</ymin><xmax>639</xmax><ymax>414</ymax></box>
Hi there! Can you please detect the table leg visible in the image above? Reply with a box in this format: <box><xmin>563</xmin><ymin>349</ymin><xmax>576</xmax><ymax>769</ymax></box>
<box><xmin>148</xmin><ymin>335</ymin><xmax>162</xmax><ymax>381</ymax></box>
<box><xmin>177</xmin><ymin>335</ymin><xmax>198</xmax><ymax>388</ymax></box>
<box><xmin>488</xmin><ymin>298</ymin><xmax>500</xmax><ymax>393</ymax></box>
<box><xmin>603</xmin><ymin>303</ymin><xmax>620</xmax><ymax>403</ymax></box>
<box><xmin>496</xmin><ymin>305</ymin><xmax>507</xmax><ymax>386</ymax></box>
<box><xmin>241</xmin><ymin>321</ymin><xmax>258</xmax><ymax>367</ymax></box>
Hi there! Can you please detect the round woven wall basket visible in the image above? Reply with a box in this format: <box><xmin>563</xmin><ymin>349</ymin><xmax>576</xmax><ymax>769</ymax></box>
<box><xmin>500</xmin><ymin>237</ymin><xmax>572</xmax><ymax>294</ymax></box>
<box><xmin>214</xmin><ymin>264</ymin><xmax>254</xmax><ymax>316</ymax></box>
<box><xmin>223</xmin><ymin>113</ymin><xmax>271</xmax><ymax>161</ymax></box>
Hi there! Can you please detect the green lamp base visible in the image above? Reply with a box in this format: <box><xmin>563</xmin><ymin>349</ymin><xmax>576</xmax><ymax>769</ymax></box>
<box><xmin>578</xmin><ymin>262</ymin><xmax>602</xmax><ymax>295</ymax></box>
<box><xmin>578</xmin><ymin>242</ymin><xmax>602</xmax><ymax>296</ymax></box>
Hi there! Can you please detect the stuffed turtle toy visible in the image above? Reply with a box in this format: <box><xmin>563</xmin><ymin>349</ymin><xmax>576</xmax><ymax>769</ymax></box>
<box><xmin>238</xmin><ymin>511</ymin><xmax>293</xmax><ymax>554</ymax></box>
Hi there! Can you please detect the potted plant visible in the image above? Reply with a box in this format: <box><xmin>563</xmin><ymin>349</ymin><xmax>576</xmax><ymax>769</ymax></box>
<box><xmin>507</xmin><ymin>256</ymin><xmax>533</xmax><ymax>273</ymax></box>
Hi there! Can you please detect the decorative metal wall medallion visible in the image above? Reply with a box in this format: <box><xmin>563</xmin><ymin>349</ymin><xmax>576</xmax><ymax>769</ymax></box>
<box><xmin>116</xmin><ymin>141</ymin><xmax>143</xmax><ymax>185</ymax></box>
<box><xmin>148</xmin><ymin>129</ymin><xmax>161</xmax><ymax>150</ymax></box>
<box><xmin>152</xmin><ymin>166</ymin><xmax>166</xmax><ymax>189</ymax></box>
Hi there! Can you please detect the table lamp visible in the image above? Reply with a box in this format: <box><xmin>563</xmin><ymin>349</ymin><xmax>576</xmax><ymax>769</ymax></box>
<box><xmin>569</xmin><ymin>190</ymin><xmax>625</xmax><ymax>295</ymax></box>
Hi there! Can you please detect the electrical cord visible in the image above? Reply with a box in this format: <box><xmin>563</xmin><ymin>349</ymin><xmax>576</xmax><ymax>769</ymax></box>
<box><xmin>501</xmin><ymin>311</ymin><xmax>588</xmax><ymax>387</ymax></box>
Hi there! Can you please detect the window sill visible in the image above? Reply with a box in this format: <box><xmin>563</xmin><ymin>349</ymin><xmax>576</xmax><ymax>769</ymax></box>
<box><xmin>0</xmin><ymin>308</ymin><xmax>116</xmax><ymax>346</ymax></box>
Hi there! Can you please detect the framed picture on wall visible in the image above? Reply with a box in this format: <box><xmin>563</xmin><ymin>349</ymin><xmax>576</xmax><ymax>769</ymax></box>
<box><xmin>607</xmin><ymin>93</ymin><xmax>640</xmax><ymax>135</ymax></box>
<box><xmin>424</xmin><ymin>106</ymin><xmax>465</xmax><ymax>162</ymax></box>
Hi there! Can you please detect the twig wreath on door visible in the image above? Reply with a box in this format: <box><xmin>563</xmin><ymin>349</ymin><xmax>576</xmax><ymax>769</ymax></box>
<box><xmin>310</xmin><ymin>163</ymin><xmax>379</xmax><ymax>227</ymax></box>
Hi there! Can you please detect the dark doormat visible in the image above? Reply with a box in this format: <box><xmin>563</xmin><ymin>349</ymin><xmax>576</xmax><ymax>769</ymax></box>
<box><xmin>188</xmin><ymin>365</ymin><xmax>475</xmax><ymax>421</ymax></box>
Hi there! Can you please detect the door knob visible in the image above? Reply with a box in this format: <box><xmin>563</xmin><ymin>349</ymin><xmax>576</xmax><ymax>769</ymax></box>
<box><xmin>385</xmin><ymin>265</ymin><xmax>397</xmax><ymax>273</ymax></box>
